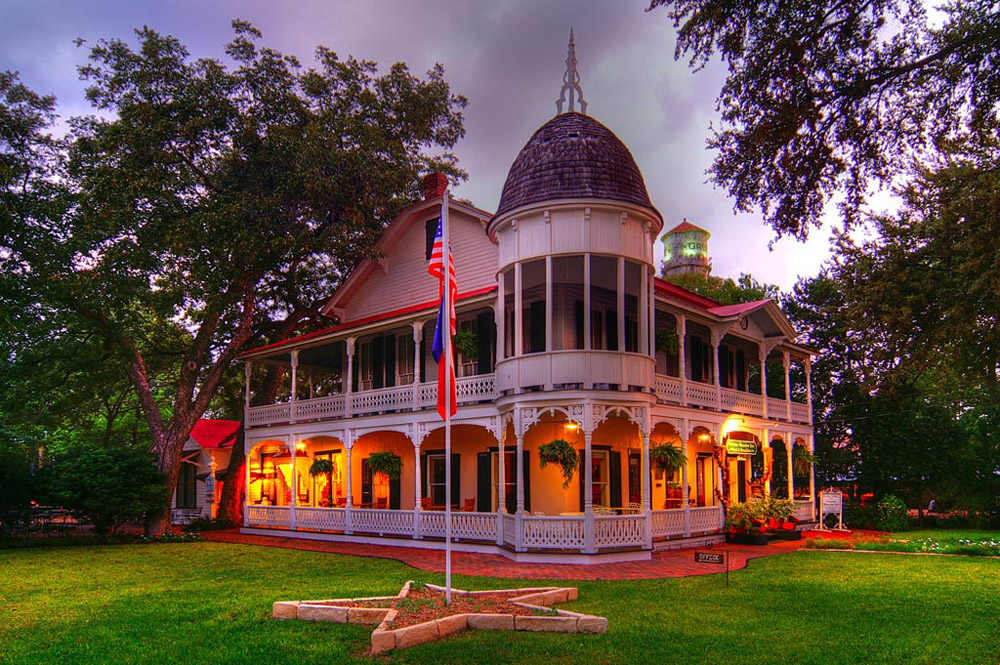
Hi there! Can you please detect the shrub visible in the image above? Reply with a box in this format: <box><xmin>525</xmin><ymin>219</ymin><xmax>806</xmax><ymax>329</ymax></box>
<box><xmin>46</xmin><ymin>445</ymin><xmax>168</xmax><ymax>535</ymax></box>
<box><xmin>844</xmin><ymin>500</ymin><xmax>878</xmax><ymax>529</ymax></box>
<box><xmin>0</xmin><ymin>437</ymin><xmax>35</xmax><ymax>532</ymax></box>
<box><xmin>876</xmin><ymin>494</ymin><xmax>909</xmax><ymax>532</ymax></box>
<box><xmin>181</xmin><ymin>517</ymin><xmax>235</xmax><ymax>533</ymax></box>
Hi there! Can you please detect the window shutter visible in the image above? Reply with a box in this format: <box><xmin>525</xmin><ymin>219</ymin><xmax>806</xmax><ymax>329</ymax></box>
<box><xmin>361</xmin><ymin>458</ymin><xmax>373</xmax><ymax>504</ymax></box>
<box><xmin>451</xmin><ymin>453</ymin><xmax>461</xmax><ymax>507</ymax></box>
<box><xmin>425</xmin><ymin>218</ymin><xmax>437</xmax><ymax>260</ymax></box>
<box><xmin>720</xmin><ymin>346</ymin><xmax>730</xmax><ymax>388</ymax></box>
<box><xmin>372</xmin><ymin>337</ymin><xmax>385</xmax><ymax>389</ymax></box>
<box><xmin>476</xmin><ymin>311</ymin><xmax>494</xmax><ymax>375</ymax></box>
<box><xmin>529</xmin><ymin>301</ymin><xmax>545</xmax><ymax>352</ymax></box>
<box><xmin>389</xmin><ymin>472</ymin><xmax>401</xmax><ymax>509</ymax></box>
<box><xmin>384</xmin><ymin>335</ymin><xmax>396</xmax><ymax>388</ymax></box>
<box><xmin>522</xmin><ymin>450</ymin><xmax>531</xmax><ymax>513</ymax></box>
<box><xmin>609</xmin><ymin>451</ymin><xmax>622</xmax><ymax>508</ymax></box>
<box><xmin>736</xmin><ymin>350</ymin><xmax>746</xmax><ymax>391</ymax></box>
<box><xmin>690</xmin><ymin>337</ymin><xmax>703</xmax><ymax>382</ymax></box>
<box><xmin>420</xmin><ymin>453</ymin><xmax>428</xmax><ymax>498</ymax></box>
<box><xmin>477</xmin><ymin>452</ymin><xmax>491</xmax><ymax>512</ymax></box>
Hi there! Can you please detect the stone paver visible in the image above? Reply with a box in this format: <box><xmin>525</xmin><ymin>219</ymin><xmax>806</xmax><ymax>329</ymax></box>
<box><xmin>202</xmin><ymin>529</ymin><xmax>818</xmax><ymax>580</ymax></box>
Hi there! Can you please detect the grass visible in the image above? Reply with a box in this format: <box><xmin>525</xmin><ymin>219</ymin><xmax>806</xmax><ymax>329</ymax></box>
<box><xmin>805</xmin><ymin>529</ymin><xmax>1000</xmax><ymax>556</ymax></box>
<box><xmin>0</xmin><ymin>541</ymin><xmax>998</xmax><ymax>664</ymax></box>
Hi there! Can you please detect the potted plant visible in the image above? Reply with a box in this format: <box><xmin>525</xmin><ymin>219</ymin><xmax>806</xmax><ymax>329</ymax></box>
<box><xmin>452</xmin><ymin>329</ymin><xmax>479</xmax><ymax>361</ymax></box>
<box><xmin>656</xmin><ymin>329</ymin><xmax>680</xmax><ymax>355</ymax></box>
<box><xmin>724</xmin><ymin>502</ymin><xmax>751</xmax><ymax>534</ymax></box>
<box><xmin>367</xmin><ymin>451</ymin><xmax>402</xmax><ymax>481</ymax></box>
<box><xmin>793</xmin><ymin>446</ymin><xmax>817</xmax><ymax>477</ymax></box>
<box><xmin>538</xmin><ymin>439</ymin><xmax>579</xmax><ymax>489</ymax></box>
<box><xmin>650</xmin><ymin>443</ymin><xmax>687</xmax><ymax>475</ymax></box>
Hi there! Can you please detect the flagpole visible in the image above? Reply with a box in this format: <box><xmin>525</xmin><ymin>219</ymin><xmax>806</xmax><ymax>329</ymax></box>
<box><xmin>442</xmin><ymin>189</ymin><xmax>452</xmax><ymax>606</ymax></box>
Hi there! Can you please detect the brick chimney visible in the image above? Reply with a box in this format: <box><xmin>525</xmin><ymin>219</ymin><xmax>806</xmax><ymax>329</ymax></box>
<box><xmin>422</xmin><ymin>172</ymin><xmax>449</xmax><ymax>200</ymax></box>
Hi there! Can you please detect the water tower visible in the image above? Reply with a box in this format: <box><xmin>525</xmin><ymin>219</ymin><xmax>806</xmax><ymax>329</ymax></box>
<box><xmin>661</xmin><ymin>219</ymin><xmax>711</xmax><ymax>278</ymax></box>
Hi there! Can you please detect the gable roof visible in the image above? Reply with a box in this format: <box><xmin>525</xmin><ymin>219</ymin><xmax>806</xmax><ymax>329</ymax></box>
<box><xmin>321</xmin><ymin>196</ymin><xmax>492</xmax><ymax>317</ymax></box>
<box><xmin>664</xmin><ymin>220</ymin><xmax>710</xmax><ymax>236</ymax></box>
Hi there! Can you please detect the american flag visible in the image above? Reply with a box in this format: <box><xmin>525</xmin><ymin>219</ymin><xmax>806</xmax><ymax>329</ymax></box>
<box><xmin>427</xmin><ymin>213</ymin><xmax>457</xmax><ymax>420</ymax></box>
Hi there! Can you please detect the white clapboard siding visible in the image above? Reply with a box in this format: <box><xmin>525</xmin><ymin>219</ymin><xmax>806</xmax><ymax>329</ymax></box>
<box><xmin>343</xmin><ymin>209</ymin><xmax>497</xmax><ymax>323</ymax></box>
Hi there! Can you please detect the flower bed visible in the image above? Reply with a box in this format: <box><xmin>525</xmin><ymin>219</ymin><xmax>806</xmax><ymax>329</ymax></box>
<box><xmin>804</xmin><ymin>534</ymin><xmax>1000</xmax><ymax>557</ymax></box>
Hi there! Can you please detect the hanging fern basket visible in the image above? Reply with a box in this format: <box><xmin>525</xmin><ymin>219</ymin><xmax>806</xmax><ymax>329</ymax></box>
<box><xmin>309</xmin><ymin>458</ymin><xmax>334</xmax><ymax>478</ymax></box>
<box><xmin>367</xmin><ymin>451</ymin><xmax>402</xmax><ymax>480</ymax></box>
<box><xmin>650</xmin><ymin>443</ymin><xmax>687</xmax><ymax>474</ymax></box>
<box><xmin>538</xmin><ymin>439</ymin><xmax>579</xmax><ymax>489</ymax></box>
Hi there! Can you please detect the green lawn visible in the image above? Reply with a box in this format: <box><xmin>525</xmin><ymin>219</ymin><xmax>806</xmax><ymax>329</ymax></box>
<box><xmin>1</xmin><ymin>541</ymin><xmax>998</xmax><ymax>664</ymax></box>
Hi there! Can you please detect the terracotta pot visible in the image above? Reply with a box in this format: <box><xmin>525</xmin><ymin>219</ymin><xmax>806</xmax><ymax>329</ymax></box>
<box><xmin>768</xmin><ymin>518</ymin><xmax>781</xmax><ymax>529</ymax></box>
<box><xmin>782</xmin><ymin>522</ymin><xmax>795</xmax><ymax>531</ymax></box>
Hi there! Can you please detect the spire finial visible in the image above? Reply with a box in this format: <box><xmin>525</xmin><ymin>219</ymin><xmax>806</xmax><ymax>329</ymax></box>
<box><xmin>556</xmin><ymin>28</ymin><xmax>587</xmax><ymax>115</ymax></box>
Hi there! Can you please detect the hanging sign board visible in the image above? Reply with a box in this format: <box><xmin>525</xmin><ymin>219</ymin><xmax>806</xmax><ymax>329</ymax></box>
<box><xmin>726</xmin><ymin>440</ymin><xmax>757</xmax><ymax>456</ymax></box>
<box><xmin>816</xmin><ymin>489</ymin><xmax>847</xmax><ymax>531</ymax></box>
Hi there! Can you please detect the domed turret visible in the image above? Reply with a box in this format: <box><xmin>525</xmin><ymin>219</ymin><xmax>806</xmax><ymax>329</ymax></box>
<box><xmin>493</xmin><ymin>112</ymin><xmax>660</xmax><ymax>220</ymax></box>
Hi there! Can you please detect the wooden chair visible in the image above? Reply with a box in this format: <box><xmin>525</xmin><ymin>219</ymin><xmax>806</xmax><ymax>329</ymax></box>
<box><xmin>594</xmin><ymin>505</ymin><xmax>615</xmax><ymax>516</ymax></box>
<box><xmin>463</xmin><ymin>498</ymin><xmax>476</xmax><ymax>512</ymax></box>
<box><xmin>626</xmin><ymin>502</ymin><xmax>642</xmax><ymax>514</ymax></box>
<box><xmin>375</xmin><ymin>497</ymin><xmax>388</xmax><ymax>510</ymax></box>
<box><xmin>335</xmin><ymin>497</ymin><xmax>347</xmax><ymax>508</ymax></box>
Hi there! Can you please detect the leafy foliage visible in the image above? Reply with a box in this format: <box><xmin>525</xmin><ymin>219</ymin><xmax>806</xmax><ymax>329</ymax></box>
<box><xmin>650</xmin><ymin>443</ymin><xmax>686</xmax><ymax>474</ymax></box>
<box><xmin>662</xmin><ymin>271</ymin><xmax>778</xmax><ymax>305</ymax></box>
<box><xmin>452</xmin><ymin>329</ymin><xmax>479</xmax><ymax>360</ymax></box>
<box><xmin>367</xmin><ymin>452</ymin><xmax>402</xmax><ymax>481</ymax></box>
<box><xmin>538</xmin><ymin>439</ymin><xmax>579</xmax><ymax>489</ymax></box>
<box><xmin>648</xmin><ymin>0</ymin><xmax>1000</xmax><ymax>240</ymax></box>
<box><xmin>43</xmin><ymin>445</ymin><xmax>169</xmax><ymax>534</ymax></box>
<box><xmin>876</xmin><ymin>494</ymin><xmax>910</xmax><ymax>533</ymax></box>
<box><xmin>308</xmin><ymin>458</ymin><xmax>334</xmax><ymax>478</ymax></box>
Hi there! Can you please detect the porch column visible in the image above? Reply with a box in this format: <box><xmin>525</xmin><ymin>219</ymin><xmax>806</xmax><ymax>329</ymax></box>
<box><xmin>712</xmin><ymin>333</ymin><xmax>722</xmax><ymax>411</ymax></box>
<box><xmin>584</xmin><ymin>429</ymin><xmax>595</xmax><ymax>553</ymax></box>
<box><xmin>648</xmin><ymin>271</ymin><xmax>656</xmax><ymax>357</ymax></box>
<box><xmin>412</xmin><ymin>322</ymin><xmax>423</xmax><ymax>411</ymax></box>
<box><xmin>783</xmin><ymin>350</ymin><xmax>792</xmax><ymax>421</ymax></box>
<box><xmin>786</xmin><ymin>432</ymin><xmax>794</xmax><ymax>501</ymax></box>
<box><xmin>289</xmin><ymin>439</ymin><xmax>297</xmax><ymax>531</ymax></box>
<box><xmin>289</xmin><ymin>350</ymin><xmax>299</xmax><ymax>424</ymax></box>
<box><xmin>805</xmin><ymin>357</ymin><xmax>814</xmax><ymax>425</ymax></box>
<box><xmin>345</xmin><ymin>338</ymin><xmax>355</xmax><ymax>415</ymax></box>
<box><xmin>639</xmin><ymin>264</ymin><xmax>648</xmax><ymax>356</ymax></box>
<box><xmin>413</xmin><ymin>438</ymin><xmax>422</xmax><ymax>539</ymax></box>
<box><xmin>515</xmin><ymin>432</ymin><xmax>525</xmax><ymax>552</ymax></box>
<box><xmin>345</xmin><ymin>435</ymin><xmax>354</xmax><ymax>535</ymax></box>
<box><xmin>714</xmin><ymin>425</ymin><xmax>725</xmax><ymax>529</ymax></box>
<box><xmin>617</xmin><ymin>257</ymin><xmax>626</xmax><ymax>353</ymax></box>
<box><xmin>641</xmin><ymin>431</ymin><xmax>652</xmax><ymax>513</ymax></box>
<box><xmin>497</xmin><ymin>428</ymin><xmax>506</xmax><ymax>546</ymax></box>
<box><xmin>682</xmin><ymin>418</ymin><xmax>691</xmax><ymax>537</ymax></box>
<box><xmin>759</xmin><ymin>348</ymin><xmax>769</xmax><ymax>419</ymax></box>
<box><xmin>677</xmin><ymin>315</ymin><xmax>687</xmax><ymax>404</ymax></box>
<box><xmin>809</xmin><ymin>433</ymin><xmax>817</xmax><ymax>519</ymax></box>
<box><xmin>762</xmin><ymin>427</ymin><xmax>771</xmax><ymax>497</ymax></box>
<box><xmin>243</xmin><ymin>435</ymin><xmax>252</xmax><ymax>526</ymax></box>
<box><xmin>583</xmin><ymin>254</ymin><xmax>592</xmax><ymax>388</ymax></box>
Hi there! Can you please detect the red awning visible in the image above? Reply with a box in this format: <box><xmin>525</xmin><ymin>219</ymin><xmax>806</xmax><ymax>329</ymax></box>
<box><xmin>190</xmin><ymin>419</ymin><xmax>241</xmax><ymax>449</ymax></box>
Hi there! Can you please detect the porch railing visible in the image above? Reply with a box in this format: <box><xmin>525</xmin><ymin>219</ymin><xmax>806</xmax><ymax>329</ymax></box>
<box><xmin>247</xmin><ymin>373</ymin><xmax>496</xmax><ymax>427</ymax></box>
<box><xmin>244</xmin><ymin>505</ymin><xmax>725</xmax><ymax>552</ymax></box>
<box><xmin>651</xmin><ymin>374</ymin><xmax>809</xmax><ymax>423</ymax></box>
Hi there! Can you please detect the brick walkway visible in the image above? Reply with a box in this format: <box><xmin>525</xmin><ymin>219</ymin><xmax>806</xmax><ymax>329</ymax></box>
<box><xmin>201</xmin><ymin>530</ymin><xmax>807</xmax><ymax>580</ymax></box>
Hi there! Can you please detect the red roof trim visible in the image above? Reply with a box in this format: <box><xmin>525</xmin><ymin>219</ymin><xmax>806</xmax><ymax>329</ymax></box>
<box><xmin>240</xmin><ymin>286</ymin><xmax>498</xmax><ymax>358</ymax></box>
<box><xmin>653</xmin><ymin>277</ymin><xmax>721</xmax><ymax>310</ymax></box>
<box><xmin>190</xmin><ymin>419</ymin><xmax>241</xmax><ymax>449</ymax></box>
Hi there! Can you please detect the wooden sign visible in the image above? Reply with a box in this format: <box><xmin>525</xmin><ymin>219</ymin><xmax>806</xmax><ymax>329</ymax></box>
<box><xmin>694</xmin><ymin>549</ymin><xmax>729</xmax><ymax>586</ymax></box>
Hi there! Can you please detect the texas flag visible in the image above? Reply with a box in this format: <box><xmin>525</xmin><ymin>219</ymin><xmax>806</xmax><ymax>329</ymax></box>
<box><xmin>427</xmin><ymin>203</ymin><xmax>458</xmax><ymax>420</ymax></box>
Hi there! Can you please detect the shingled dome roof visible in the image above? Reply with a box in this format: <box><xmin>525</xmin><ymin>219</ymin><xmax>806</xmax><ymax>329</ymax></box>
<box><xmin>494</xmin><ymin>112</ymin><xmax>659</xmax><ymax>220</ymax></box>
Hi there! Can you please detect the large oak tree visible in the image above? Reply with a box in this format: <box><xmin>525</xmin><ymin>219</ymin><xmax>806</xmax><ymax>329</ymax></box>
<box><xmin>2</xmin><ymin>21</ymin><xmax>466</xmax><ymax>534</ymax></box>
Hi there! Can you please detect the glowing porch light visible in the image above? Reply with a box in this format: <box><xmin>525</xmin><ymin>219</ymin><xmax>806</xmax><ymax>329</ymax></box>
<box><xmin>564</xmin><ymin>422</ymin><xmax>580</xmax><ymax>433</ymax></box>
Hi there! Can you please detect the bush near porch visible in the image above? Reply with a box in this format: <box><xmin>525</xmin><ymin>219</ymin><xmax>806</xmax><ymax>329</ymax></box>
<box><xmin>1</xmin><ymin>541</ymin><xmax>998</xmax><ymax>664</ymax></box>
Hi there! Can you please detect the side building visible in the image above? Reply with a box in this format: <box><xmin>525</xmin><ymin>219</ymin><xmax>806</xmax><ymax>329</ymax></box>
<box><xmin>235</xmin><ymin>105</ymin><xmax>817</xmax><ymax>563</ymax></box>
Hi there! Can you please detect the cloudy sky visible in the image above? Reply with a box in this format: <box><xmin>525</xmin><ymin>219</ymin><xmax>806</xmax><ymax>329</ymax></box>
<box><xmin>2</xmin><ymin>0</ymin><xmax>838</xmax><ymax>290</ymax></box>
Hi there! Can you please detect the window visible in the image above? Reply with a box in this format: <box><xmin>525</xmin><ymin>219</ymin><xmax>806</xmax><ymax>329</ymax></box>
<box><xmin>590</xmin><ymin>255</ymin><xmax>618</xmax><ymax>351</ymax></box>
<box><xmin>492</xmin><ymin>451</ymin><xmax>517</xmax><ymax>513</ymax></box>
<box><xmin>397</xmin><ymin>335</ymin><xmax>414</xmax><ymax>384</ymax></box>
<box><xmin>502</xmin><ymin>268</ymin><xmax>515</xmax><ymax>358</ymax></box>
<box><xmin>590</xmin><ymin>450</ymin><xmax>609</xmax><ymax>507</ymax></box>
<box><xmin>551</xmin><ymin>255</ymin><xmax>584</xmax><ymax>350</ymax></box>
<box><xmin>521</xmin><ymin>259</ymin><xmax>546</xmax><ymax>354</ymax></box>
<box><xmin>624</xmin><ymin>260</ymin><xmax>642</xmax><ymax>353</ymax></box>
<box><xmin>176</xmin><ymin>452</ymin><xmax>198</xmax><ymax>509</ymax></box>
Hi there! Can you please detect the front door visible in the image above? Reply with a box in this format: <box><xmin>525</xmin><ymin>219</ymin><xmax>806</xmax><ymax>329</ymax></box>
<box><xmin>696</xmin><ymin>455</ymin><xmax>706</xmax><ymax>506</ymax></box>
<box><xmin>737</xmin><ymin>459</ymin><xmax>747</xmax><ymax>503</ymax></box>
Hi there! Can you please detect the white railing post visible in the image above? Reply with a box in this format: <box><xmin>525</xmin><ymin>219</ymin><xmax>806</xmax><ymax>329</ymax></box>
<box><xmin>584</xmin><ymin>430</ymin><xmax>595</xmax><ymax>553</ymax></box>
<box><xmin>515</xmin><ymin>433</ymin><xmax>525</xmax><ymax>552</ymax></box>
<box><xmin>641</xmin><ymin>430</ymin><xmax>653</xmax><ymax>549</ymax></box>
<box><xmin>412</xmin><ymin>322</ymin><xmax>423</xmax><ymax>411</ymax></box>
<box><xmin>413</xmin><ymin>440</ymin><xmax>422</xmax><ymax>539</ymax></box>
<box><xmin>787</xmin><ymin>432</ymin><xmax>795</xmax><ymax>501</ymax></box>
<box><xmin>345</xmin><ymin>437</ymin><xmax>354</xmax><ymax>535</ymax></box>
<box><xmin>809</xmin><ymin>433</ymin><xmax>817</xmax><ymax>520</ymax></box>
<box><xmin>497</xmin><ymin>431</ymin><xmax>506</xmax><ymax>546</ymax></box>
<box><xmin>345</xmin><ymin>337</ymin><xmax>355</xmax><ymax>415</ymax></box>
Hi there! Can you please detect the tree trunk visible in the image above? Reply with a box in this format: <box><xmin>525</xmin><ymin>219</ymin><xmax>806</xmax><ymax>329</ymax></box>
<box><xmin>216</xmin><ymin>429</ymin><xmax>246</xmax><ymax>525</ymax></box>
<box><xmin>145</xmin><ymin>433</ymin><xmax>185</xmax><ymax>536</ymax></box>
